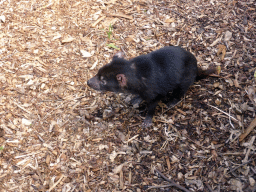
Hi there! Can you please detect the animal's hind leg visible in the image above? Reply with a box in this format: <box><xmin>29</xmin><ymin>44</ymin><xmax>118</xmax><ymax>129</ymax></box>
<box><xmin>165</xmin><ymin>86</ymin><xmax>188</xmax><ymax>107</ymax></box>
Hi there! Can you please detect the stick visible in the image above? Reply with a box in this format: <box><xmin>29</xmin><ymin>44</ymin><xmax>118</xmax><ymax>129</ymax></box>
<box><xmin>108</xmin><ymin>13</ymin><xmax>133</xmax><ymax>20</ymax></box>
<box><xmin>239</xmin><ymin>117</ymin><xmax>256</xmax><ymax>142</ymax></box>
<box><xmin>158</xmin><ymin>7</ymin><xmax>187</xmax><ymax>19</ymax></box>
<box><xmin>155</xmin><ymin>169</ymin><xmax>191</xmax><ymax>192</ymax></box>
<box><xmin>207</xmin><ymin>104</ymin><xmax>238</xmax><ymax>122</ymax></box>
<box><xmin>161</xmin><ymin>98</ymin><xmax>184</xmax><ymax>115</ymax></box>
<box><xmin>125</xmin><ymin>134</ymin><xmax>139</xmax><ymax>143</ymax></box>
<box><xmin>147</xmin><ymin>184</ymin><xmax>175</xmax><ymax>190</ymax></box>
<box><xmin>229</xmin><ymin>107</ymin><xmax>235</xmax><ymax>129</ymax></box>
<box><xmin>205</xmin><ymin>183</ymin><xmax>214</xmax><ymax>192</ymax></box>
<box><xmin>91</xmin><ymin>16</ymin><xmax>106</xmax><ymax>27</ymax></box>
<box><xmin>242</xmin><ymin>136</ymin><xmax>255</xmax><ymax>163</ymax></box>
<box><xmin>13</xmin><ymin>101</ymin><xmax>32</xmax><ymax>114</ymax></box>
<box><xmin>228</xmin><ymin>158</ymin><xmax>253</xmax><ymax>174</ymax></box>
<box><xmin>48</xmin><ymin>175</ymin><xmax>66</xmax><ymax>192</ymax></box>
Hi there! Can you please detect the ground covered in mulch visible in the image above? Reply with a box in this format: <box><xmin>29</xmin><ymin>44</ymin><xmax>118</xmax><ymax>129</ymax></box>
<box><xmin>0</xmin><ymin>0</ymin><xmax>255</xmax><ymax>191</ymax></box>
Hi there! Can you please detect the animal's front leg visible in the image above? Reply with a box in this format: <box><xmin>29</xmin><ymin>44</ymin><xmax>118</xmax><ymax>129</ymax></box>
<box><xmin>141</xmin><ymin>100</ymin><xmax>158</xmax><ymax>128</ymax></box>
<box><xmin>165</xmin><ymin>87</ymin><xmax>186</xmax><ymax>107</ymax></box>
<box><xmin>130</xmin><ymin>95</ymin><xmax>143</xmax><ymax>108</ymax></box>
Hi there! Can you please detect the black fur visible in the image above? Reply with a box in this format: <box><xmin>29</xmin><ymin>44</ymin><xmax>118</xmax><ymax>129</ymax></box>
<box><xmin>87</xmin><ymin>46</ymin><xmax>215</xmax><ymax>127</ymax></box>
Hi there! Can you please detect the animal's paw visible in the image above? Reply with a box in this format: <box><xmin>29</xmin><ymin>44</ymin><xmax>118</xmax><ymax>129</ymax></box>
<box><xmin>166</xmin><ymin>98</ymin><xmax>180</xmax><ymax>107</ymax></box>
<box><xmin>130</xmin><ymin>95</ymin><xmax>143</xmax><ymax>108</ymax></box>
<box><xmin>141</xmin><ymin>119</ymin><xmax>152</xmax><ymax>128</ymax></box>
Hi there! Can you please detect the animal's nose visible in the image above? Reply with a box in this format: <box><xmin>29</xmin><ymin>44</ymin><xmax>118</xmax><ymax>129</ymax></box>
<box><xmin>87</xmin><ymin>78</ymin><xmax>95</xmax><ymax>88</ymax></box>
<box><xmin>87</xmin><ymin>79</ymin><xmax>91</xmax><ymax>86</ymax></box>
<box><xmin>87</xmin><ymin>77</ymin><xmax>100</xmax><ymax>90</ymax></box>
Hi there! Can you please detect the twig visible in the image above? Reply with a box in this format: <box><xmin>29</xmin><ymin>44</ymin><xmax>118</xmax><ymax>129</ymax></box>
<box><xmin>229</xmin><ymin>107</ymin><xmax>235</xmax><ymax>129</ymax></box>
<box><xmin>158</xmin><ymin>7</ymin><xmax>187</xmax><ymax>19</ymax></box>
<box><xmin>221</xmin><ymin>152</ymin><xmax>244</xmax><ymax>156</ymax></box>
<box><xmin>125</xmin><ymin>134</ymin><xmax>139</xmax><ymax>143</ymax></box>
<box><xmin>39</xmin><ymin>99</ymin><xmax>63</xmax><ymax>102</ymax></box>
<box><xmin>13</xmin><ymin>101</ymin><xmax>32</xmax><ymax>114</ymax></box>
<box><xmin>251</xmin><ymin>167</ymin><xmax>256</xmax><ymax>174</ymax></box>
<box><xmin>245</xmin><ymin>88</ymin><xmax>256</xmax><ymax>107</ymax></box>
<box><xmin>207</xmin><ymin>104</ymin><xmax>238</xmax><ymax>122</ymax></box>
<box><xmin>108</xmin><ymin>13</ymin><xmax>133</xmax><ymax>20</ymax></box>
<box><xmin>147</xmin><ymin>184</ymin><xmax>175</xmax><ymax>190</ymax></box>
<box><xmin>91</xmin><ymin>16</ymin><xmax>106</xmax><ymax>27</ymax></box>
<box><xmin>239</xmin><ymin>117</ymin><xmax>256</xmax><ymax>142</ymax></box>
<box><xmin>48</xmin><ymin>175</ymin><xmax>66</xmax><ymax>192</ymax></box>
<box><xmin>154</xmin><ymin>169</ymin><xmax>191</xmax><ymax>192</ymax></box>
<box><xmin>242</xmin><ymin>136</ymin><xmax>255</xmax><ymax>163</ymax></box>
<box><xmin>228</xmin><ymin>158</ymin><xmax>253</xmax><ymax>174</ymax></box>
<box><xmin>204</xmin><ymin>183</ymin><xmax>214</xmax><ymax>192</ymax></box>
<box><xmin>161</xmin><ymin>98</ymin><xmax>184</xmax><ymax>115</ymax></box>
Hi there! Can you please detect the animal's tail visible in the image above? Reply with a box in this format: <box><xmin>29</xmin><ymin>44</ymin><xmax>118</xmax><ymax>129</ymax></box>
<box><xmin>196</xmin><ymin>67</ymin><xmax>216</xmax><ymax>81</ymax></box>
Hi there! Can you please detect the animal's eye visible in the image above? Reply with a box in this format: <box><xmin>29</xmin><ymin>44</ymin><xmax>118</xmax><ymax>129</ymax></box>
<box><xmin>100</xmin><ymin>79</ymin><xmax>107</xmax><ymax>85</ymax></box>
<box><xmin>99</xmin><ymin>76</ymin><xmax>107</xmax><ymax>85</ymax></box>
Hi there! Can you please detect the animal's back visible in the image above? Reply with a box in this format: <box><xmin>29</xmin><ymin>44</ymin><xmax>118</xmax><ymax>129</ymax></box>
<box><xmin>130</xmin><ymin>46</ymin><xmax>198</xmax><ymax>100</ymax></box>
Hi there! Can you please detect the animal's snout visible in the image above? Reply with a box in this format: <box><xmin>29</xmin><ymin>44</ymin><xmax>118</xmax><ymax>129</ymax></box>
<box><xmin>87</xmin><ymin>79</ymin><xmax>92</xmax><ymax>87</ymax></box>
<box><xmin>87</xmin><ymin>76</ymin><xmax>100</xmax><ymax>90</ymax></box>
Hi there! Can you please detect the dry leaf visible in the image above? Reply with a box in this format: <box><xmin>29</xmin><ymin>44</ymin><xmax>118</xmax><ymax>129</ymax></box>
<box><xmin>247</xmin><ymin>86</ymin><xmax>256</xmax><ymax>107</ymax></box>
<box><xmin>165</xmin><ymin>18</ymin><xmax>175</xmax><ymax>23</ymax></box>
<box><xmin>224</xmin><ymin>31</ymin><xmax>232</xmax><ymax>41</ymax></box>
<box><xmin>125</xmin><ymin>36</ymin><xmax>134</xmax><ymax>42</ymax></box>
<box><xmin>80</xmin><ymin>50</ymin><xmax>92</xmax><ymax>58</ymax></box>
<box><xmin>109</xmin><ymin>151</ymin><xmax>117</xmax><ymax>162</ymax></box>
<box><xmin>99</xmin><ymin>144</ymin><xmax>109</xmax><ymax>150</ymax></box>
<box><xmin>211</xmin><ymin>149</ymin><xmax>218</xmax><ymax>161</ymax></box>
<box><xmin>215</xmin><ymin>99</ymin><xmax>221</xmax><ymax>105</ymax></box>
<box><xmin>249</xmin><ymin>177</ymin><xmax>255</xmax><ymax>187</ymax></box>
<box><xmin>73</xmin><ymin>2</ymin><xmax>81</xmax><ymax>7</ymax></box>
<box><xmin>112</xmin><ymin>163</ymin><xmax>125</xmax><ymax>174</ymax></box>
<box><xmin>213</xmin><ymin>82</ymin><xmax>220</xmax><ymax>88</ymax></box>
<box><xmin>52</xmin><ymin>34</ymin><xmax>62</xmax><ymax>40</ymax></box>
<box><xmin>226</xmin><ymin>78</ymin><xmax>233</xmax><ymax>86</ymax></box>
<box><xmin>171</xmin><ymin>155</ymin><xmax>179</xmax><ymax>163</ymax></box>
<box><xmin>0</xmin><ymin>15</ymin><xmax>5</xmax><ymax>22</ymax></box>
<box><xmin>229</xmin><ymin>179</ymin><xmax>243</xmax><ymax>191</ymax></box>
<box><xmin>102</xmin><ymin>18</ymin><xmax>118</xmax><ymax>28</ymax></box>
<box><xmin>234</xmin><ymin>73</ymin><xmax>240</xmax><ymax>88</ymax></box>
<box><xmin>22</xmin><ymin>118</ymin><xmax>32</xmax><ymax>126</ymax></box>
<box><xmin>62</xmin><ymin>37</ymin><xmax>75</xmax><ymax>43</ymax></box>
<box><xmin>210</xmin><ymin>37</ymin><xmax>222</xmax><ymax>47</ymax></box>
<box><xmin>143</xmin><ymin>135</ymin><xmax>157</xmax><ymax>143</ymax></box>
<box><xmin>216</xmin><ymin>65</ymin><xmax>221</xmax><ymax>75</ymax></box>
<box><xmin>116</xmin><ymin>130</ymin><xmax>126</xmax><ymax>142</ymax></box>
<box><xmin>90</xmin><ymin>60</ymin><xmax>98</xmax><ymax>70</ymax></box>
<box><xmin>104</xmin><ymin>0</ymin><xmax>117</xmax><ymax>4</ymax></box>
<box><xmin>217</xmin><ymin>44</ymin><xmax>226</xmax><ymax>61</ymax></box>
<box><xmin>46</xmin><ymin>154</ymin><xmax>51</xmax><ymax>165</ymax></box>
<box><xmin>243</xmin><ymin>36</ymin><xmax>251</xmax><ymax>42</ymax></box>
<box><xmin>108</xmin><ymin>173</ymin><xmax>119</xmax><ymax>183</ymax></box>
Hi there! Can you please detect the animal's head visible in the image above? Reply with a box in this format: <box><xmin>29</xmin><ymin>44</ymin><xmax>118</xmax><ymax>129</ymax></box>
<box><xmin>87</xmin><ymin>52</ymin><xmax>130</xmax><ymax>92</ymax></box>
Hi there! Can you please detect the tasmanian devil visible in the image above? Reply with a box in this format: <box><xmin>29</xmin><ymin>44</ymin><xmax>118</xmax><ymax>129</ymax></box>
<box><xmin>87</xmin><ymin>46</ymin><xmax>215</xmax><ymax>128</ymax></box>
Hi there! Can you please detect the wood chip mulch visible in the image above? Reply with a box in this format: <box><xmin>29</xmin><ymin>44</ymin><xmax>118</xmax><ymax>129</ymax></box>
<box><xmin>0</xmin><ymin>0</ymin><xmax>255</xmax><ymax>191</ymax></box>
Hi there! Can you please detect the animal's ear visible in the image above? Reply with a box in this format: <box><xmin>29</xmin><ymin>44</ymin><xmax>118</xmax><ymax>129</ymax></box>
<box><xmin>116</xmin><ymin>74</ymin><xmax>127</xmax><ymax>87</ymax></box>
<box><xmin>113</xmin><ymin>52</ymin><xmax>125</xmax><ymax>59</ymax></box>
